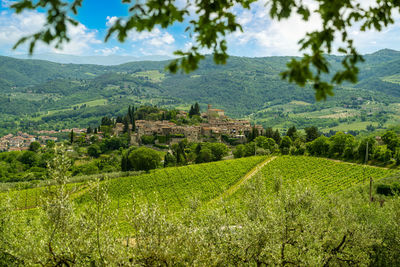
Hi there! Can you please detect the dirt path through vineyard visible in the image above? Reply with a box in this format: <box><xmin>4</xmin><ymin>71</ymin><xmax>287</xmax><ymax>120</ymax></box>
<box><xmin>209</xmin><ymin>156</ymin><xmax>277</xmax><ymax>204</ymax></box>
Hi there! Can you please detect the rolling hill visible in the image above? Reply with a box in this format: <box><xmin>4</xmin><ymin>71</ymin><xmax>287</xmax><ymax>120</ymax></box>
<box><xmin>0</xmin><ymin>49</ymin><xmax>400</xmax><ymax>135</ymax></box>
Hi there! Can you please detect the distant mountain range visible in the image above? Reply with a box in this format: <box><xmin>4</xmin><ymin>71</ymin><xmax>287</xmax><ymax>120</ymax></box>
<box><xmin>0</xmin><ymin>49</ymin><xmax>399</xmax><ymax>135</ymax></box>
<box><xmin>10</xmin><ymin>53</ymin><xmax>173</xmax><ymax>65</ymax></box>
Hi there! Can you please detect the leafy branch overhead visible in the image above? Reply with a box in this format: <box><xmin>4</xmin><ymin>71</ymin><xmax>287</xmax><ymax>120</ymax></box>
<box><xmin>10</xmin><ymin>0</ymin><xmax>400</xmax><ymax>100</ymax></box>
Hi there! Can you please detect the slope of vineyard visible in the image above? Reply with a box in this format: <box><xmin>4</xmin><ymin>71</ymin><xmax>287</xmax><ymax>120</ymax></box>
<box><xmin>256</xmin><ymin>156</ymin><xmax>395</xmax><ymax>195</ymax></box>
<box><xmin>74</xmin><ymin>156</ymin><xmax>268</xmax><ymax>211</ymax></box>
<box><xmin>4</xmin><ymin>155</ymin><xmax>395</xmax><ymax>213</ymax></box>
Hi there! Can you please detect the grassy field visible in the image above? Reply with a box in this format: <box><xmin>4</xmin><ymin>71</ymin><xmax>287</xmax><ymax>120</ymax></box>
<box><xmin>326</xmin><ymin>121</ymin><xmax>380</xmax><ymax>132</ymax></box>
<box><xmin>132</xmin><ymin>70</ymin><xmax>165</xmax><ymax>83</ymax></box>
<box><xmin>72</xmin><ymin>99</ymin><xmax>108</xmax><ymax>108</ymax></box>
<box><xmin>382</xmin><ymin>74</ymin><xmax>400</xmax><ymax>84</ymax></box>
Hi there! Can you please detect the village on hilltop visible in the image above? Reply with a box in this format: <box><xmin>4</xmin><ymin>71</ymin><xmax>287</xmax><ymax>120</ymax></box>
<box><xmin>0</xmin><ymin>105</ymin><xmax>264</xmax><ymax>152</ymax></box>
<box><xmin>114</xmin><ymin>105</ymin><xmax>264</xmax><ymax>145</ymax></box>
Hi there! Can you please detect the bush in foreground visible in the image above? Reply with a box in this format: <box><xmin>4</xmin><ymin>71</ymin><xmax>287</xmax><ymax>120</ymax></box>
<box><xmin>1</xmin><ymin>153</ymin><xmax>400</xmax><ymax>266</ymax></box>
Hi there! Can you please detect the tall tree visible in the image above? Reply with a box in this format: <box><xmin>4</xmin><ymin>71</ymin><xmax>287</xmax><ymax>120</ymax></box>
<box><xmin>305</xmin><ymin>126</ymin><xmax>320</xmax><ymax>143</ymax></box>
<box><xmin>194</xmin><ymin>102</ymin><xmax>200</xmax><ymax>116</ymax></box>
<box><xmin>123</xmin><ymin>116</ymin><xmax>130</xmax><ymax>134</ymax></box>
<box><xmin>265</xmin><ymin>127</ymin><xmax>274</xmax><ymax>139</ymax></box>
<box><xmin>382</xmin><ymin>130</ymin><xmax>400</xmax><ymax>153</ymax></box>
<box><xmin>188</xmin><ymin>105</ymin><xmax>195</xmax><ymax>117</ymax></box>
<box><xmin>273</xmin><ymin>130</ymin><xmax>282</xmax><ymax>145</ymax></box>
<box><xmin>286</xmin><ymin>126</ymin><xmax>298</xmax><ymax>141</ymax></box>
<box><xmin>280</xmin><ymin>136</ymin><xmax>292</xmax><ymax>155</ymax></box>
<box><xmin>70</xmin><ymin>130</ymin><xmax>74</xmax><ymax>144</ymax></box>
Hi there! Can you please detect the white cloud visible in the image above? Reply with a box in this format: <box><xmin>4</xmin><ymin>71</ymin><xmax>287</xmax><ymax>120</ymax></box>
<box><xmin>0</xmin><ymin>10</ymin><xmax>101</xmax><ymax>55</ymax></box>
<box><xmin>227</xmin><ymin>0</ymin><xmax>400</xmax><ymax>57</ymax></box>
<box><xmin>130</xmin><ymin>28</ymin><xmax>175</xmax><ymax>45</ymax></box>
<box><xmin>95</xmin><ymin>46</ymin><xmax>120</xmax><ymax>56</ymax></box>
<box><xmin>106</xmin><ymin>16</ymin><xmax>118</xmax><ymax>27</ymax></box>
<box><xmin>228</xmin><ymin>1</ymin><xmax>321</xmax><ymax>56</ymax></box>
<box><xmin>128</xmin><ymin>28</ymin><xmax>176</xmax><ymax>56</ymax></box>
<box><xmin>53</xmin><ymin>23</ymin><xmax>101</xmax><ymax>55</ymax></box>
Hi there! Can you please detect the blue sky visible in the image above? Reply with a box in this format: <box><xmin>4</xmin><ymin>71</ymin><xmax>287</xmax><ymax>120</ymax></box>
<box><xmin>1</xmin><ymin>0</ymin><xmax>400</xmax><ymax>57</ymax></box>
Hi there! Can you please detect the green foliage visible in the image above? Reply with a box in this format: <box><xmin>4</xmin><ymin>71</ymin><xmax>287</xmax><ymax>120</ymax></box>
<box><xmin>305</xmin><ymin>126</ymin><xmax>320</xmax><ymax>142</ymax></box>
<box><xmin>128</xmin><ymin>147</ymin><xmax>161</xmax><ymax>172</ymax></box>
<box><xmin>286</xmin><ymin>125</ymin><xmax>298</xmax><ymax>141</ymax></box>
<box><xmin>195</xmin><ymin>147</ymin><xmax>213</xmax><ymax>164</ymax></box>
<box><xmin>193</xmin><ymin>142</ymin><xmax>229</xmax><ymax>163</ymax></box>
<box><xmin>100</xmin><ymin>136</ymin><xmax>129</xmax><ymax>153</ymax></box>
<box><xmin>280</xmin><ymin>136</ymin><xmax>292</xmax><ymax>155</ymax></box>
<box><xmin>233</xmin><ymin>144</ymin><xmax>246</xmax><ymax>158</ymax></box>
<box><xmin>87</xmin><ymin>144</ymin><xmax>101</xmax><ymax>158</ymax></box>
<box><xmin>307</xmin><ymin>135</ymin><xmax>330</xmax><ymax>156</ymax></box>
<box><xmin>163</xmin><ymin>152</ymin><xmax>176</xmax><ymax>167</ymax></box>
<box><xmin>358</xmin><ymin>136</ymin><xmax>377</xmax><ymax>162</ymax></box>
<box><xmin>255</xmin><ymin>156</ymin><xmax>394</xmax><ymax>196</ymax></box>
<box><xmin>374</xmin><ymin>145</ymin><xmax>392</xmax><ymax>163</ymax></box>
<box><xmin>141</xmin><ymin>135</ymin><xmax>155</xmax><ymax>145</ymax></box>
<box><xmin>28</xmin><ymin>141</ymin><xmax>41</xmax><ymax>152</ymax></box>
<box><xmin>376</xmin><ymin>183</ymin><xmax>400</xmax><ymax>196</ymax></box>
<box><xmin>254</xmin><ymin>136</ymin><xmax>277</xmax><ymax>153</ymax></box>
<box><xmin>2</xmin><ymin>153</ymin><xmax>400</xmax><ymax>265</ymax></box>
<box><xmin>329</xmin><ymin>132</ymin><xmax>356</xmax><ymax>158</ymax></box>
<box><xmin>382</xmin><ymin>130</ymin><xmax>400</xmax><ymax>153</ymax></box>
<box><xmin>233</xmin><ymin>142</ymin><xmax>258</xmax><ymax>158</ymax></box>
<box><xmin>188</xmin><ymin>102</ymin><xmax>200</xmax><ymax>117</ymax></box>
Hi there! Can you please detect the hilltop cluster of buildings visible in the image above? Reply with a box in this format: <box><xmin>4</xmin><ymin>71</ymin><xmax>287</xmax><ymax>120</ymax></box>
<box><xmin>0</xmin><ymin>128</ymin><xmax>85</xmax><ymax>152</ymax></box>
<box><xmin>0</xmin><ymin>132</ymin><xmax>58</xmax><ymax>152</ymax></box>
<box><xmin>114</xmin><ymin>105</ymin><xmax>264</xmax><ymax>144</ymax></box>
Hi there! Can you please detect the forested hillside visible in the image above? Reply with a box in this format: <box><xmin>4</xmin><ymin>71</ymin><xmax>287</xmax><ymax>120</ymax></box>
<box><xmin>1</xmin><ymin>49</ymin><xmax>400</xmax><ymax>135</ymax></box>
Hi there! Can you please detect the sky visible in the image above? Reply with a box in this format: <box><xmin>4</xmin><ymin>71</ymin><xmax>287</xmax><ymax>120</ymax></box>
<box><xmin>1</xmin><ymin>0</ymin><xmax>400</xmax><ymax>58</ymax></box>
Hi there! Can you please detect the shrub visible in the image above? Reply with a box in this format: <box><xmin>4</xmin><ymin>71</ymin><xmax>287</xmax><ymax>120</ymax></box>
<box><xmin>141</xmin><ymin>135</ymin><xmax>156</xmax><ymax>145</ymax></box>
<box><xmin>128</xmin><ymin>147</ymin><xmax>161</xmax><ymax>171</ymax></box>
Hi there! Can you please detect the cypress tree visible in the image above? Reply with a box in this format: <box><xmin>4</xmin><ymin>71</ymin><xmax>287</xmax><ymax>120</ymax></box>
<box><xmin>273</xmin><ymin>129</ymin><xmax>281</xmax><ymax>145</ymax></box>
<box><xmin>194</xmin><ymin>102</ymin><xmax>200</xmax><ymax>116</ymax></box>
<box><xmin>189</xmin><ymin>105</ymin><xmax>194</xmax><ymax>117</ymax></box>
<box><xmin>70</xmin><ymin>130</ymin><xmax>74</xmax><ymax>144</ymax></box>
<box><xmin>131</xmin><ymin>105</ymin><xmax>136</xmax><ymax>132</ymax></box>
<box><xmin>265</xmin><ymin>127</ymin><xmax>274</xmax><ymax>138</ymax></box>
<box><xmin>286</xmin><ymin>126</ymin><xmax>297</xmax><ymax>141</ymax></box>
<box><xmin>123</xmin><ymin>116</ymin><xmax>130</xmax><ymax>133</ymax></box>
<box><xmin>128</xmin><ymin>106</ymin><xmax>132</xmax><ymax>121</ymax></box>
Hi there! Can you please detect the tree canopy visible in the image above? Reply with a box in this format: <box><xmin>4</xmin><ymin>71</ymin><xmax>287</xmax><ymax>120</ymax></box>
<box><xmin>10</xmin><ymin>0</ymin><xmax>400</xmax><ymax>99</ymax></box>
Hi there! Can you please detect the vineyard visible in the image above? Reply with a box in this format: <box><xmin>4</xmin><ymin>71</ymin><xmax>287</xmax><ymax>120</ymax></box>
<box><xmin>3</xmin><ymin>155</ymin><xmax>396</xmax><ymax>213</ymax></box>
<box><xmin>87</xmin><ymin>155</ymin><xmax>268</xmax><ymax>212</ymax></box>
<box><xmin>2</xmin><ymin>156</ymin><xmax>266</xmax><ymax>211</ymax></box>
<box><xmin>256</xmin><ymin>156</ymin><xmax>395</xmax><ymax>195</ymax></box>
